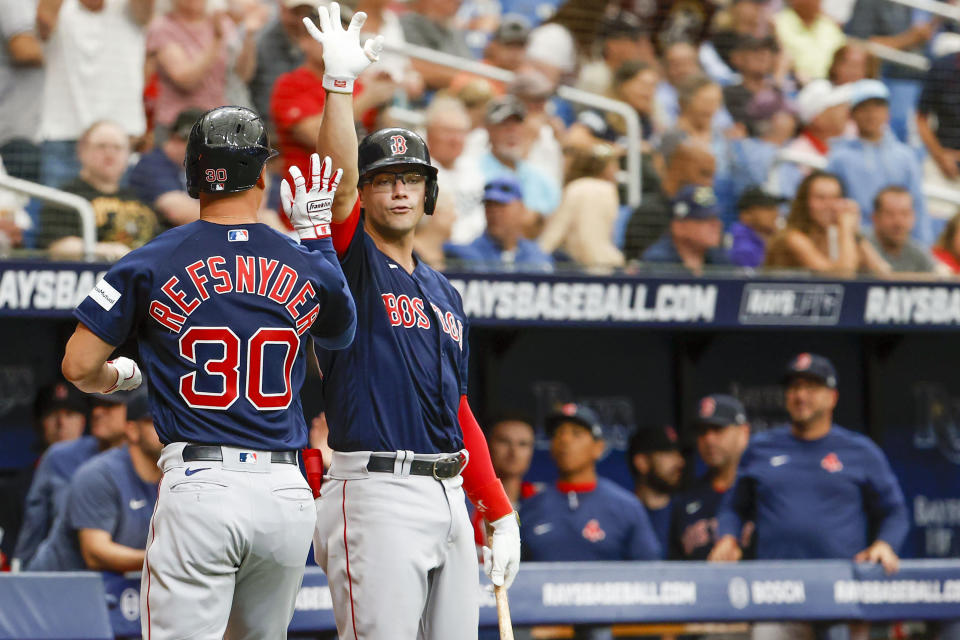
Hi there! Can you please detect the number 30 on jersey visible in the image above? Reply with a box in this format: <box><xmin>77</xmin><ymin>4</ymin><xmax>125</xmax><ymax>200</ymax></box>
<box><xmin>178</xmin><ymin>326</ymin><xmax>298</xmax><ymax>411</ymax></box>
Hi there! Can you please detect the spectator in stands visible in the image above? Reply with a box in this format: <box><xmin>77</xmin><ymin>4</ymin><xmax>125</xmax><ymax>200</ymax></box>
<box><xmin>659</xmin><ymin>74</ymin><xmax>732</xmax><ymax>181</ymax></box>
<box><xmin>765</xmin><ymin>171</ymin><xmax>891</xmax><ymax>275</ymax></box>
<box><xmin>37</xmin><ymin>0</ymin><xmax>151</xmax><ymax>188</ymax></box>
<box><xmin>401</xmin><ymin>0</ymin><xmax>472</xmax><ymax>91</ymax></box>
<box><xmin>147</xmin><ymin>0</ymin><xmax>244</xmax><ymax>140</ymax></box>
<box><xmin>577</xmin><ymin>9</ymin><xmax>654</xmax><ymax>96</ymax></box>
<box><xmin>722</xmin><ymin>36</ymin><xmax>780</xmax><ymax>130</ymax></box>
<box><xmin>774</xmin><ymin>0</ymin><xmax>846</xmax><ymax>83</ymax></box>
<box><xmin>222</xmin><ymin>0</ymin><xmax>270</xmax><ymax>109</ymax></box>
<box><xmin>446</xmin><ymin>175</ymin><xmax>553</xmax><ymax>271</ymax></box>
<box><xmin>642</xmin><ymin>185</ymin><xmax>731</xmax><ymax>274</ymax></box>
<box><xmin>868</xmin><ymin>187</ymin><xmax>940</xmax><ymax>274</ymax></box>
<box><xmin>457</xmin><ymin>78</ymin><xmax>497</xmax><ymax>133</ymax></box>
<box><xmin>730</xmin><ymin>187</ymin><xmax>785</xmax><ymax>268</ymax></box>
<box><xmin>699</xmin><ymin>0</ymin><xmax>770</xmax><ymax>86</ymax></box>
<box><xmin>520</xmin><ymin>403</ymin><xmax>661</xmax><ymax>563</ymax></box>
<box><xmin>539</xmin><ymin>143</ymin><xmax>624</xmax><ymax>268</ymax></box>
<box><xmin>624</xmin><ymin>141</ymin><xmax>716</xmax><ymax>260</ymax></box>
<box><xmin>710</xmin><ymin>353</ymin><xmax>909</xmax><ymax>637</ymax></box>
<box><xmin>128</xmin><ymin>107</ymin><xmax>205</xmax><ymax>230</ymax></box>
<box><xmin>654</xmin><ymin>40</ymin><xmax>705</xmax><ymax>129</ymax></box>
<box><xmin>627</xmin><ymin>424</ymin><xmax>685</xmax><ymax>556</ymax></box>
<box><xmin>272</xmin><ymin>9</ymin><xmax>395</xmax><ymax>181</ymax></box>
<box><xmin>773</xmin><ymin>79</ymin><xmax>850</xmax><ymax>199</ymax></box>
<box><xmin>478</xmin><ymin>95</ymin><xmax>561</xmax><ymax>233</ymax></box>
<box><xmin>248</xmin><ymin>0</ymin><xmax>311</xmax><ymax>132</ymax></box>
<box><xmin>511</xmin><ymin>69</ymin><xmax>565</xmax><ymax>187</ymax></box>
<box><xmin>28</xmin><ymin>390</ymin><xmax>161</xmax><ymax>572</ymax></box>
<box><xmin>670</xmin><ymin>394</ymin><xmax>751</xmax><ymax>560</ymax></box>
<box><xmin>35</xmin><ymin>381</ymin><xmax>88</xmax><ymax>451</ymax></box>
<box><xmin>931</xmin><ymin>212</ymin><xmax>960</xmax><ymax>275</ymax></box>
<box><xmin>524</xmin><ymin>21</ymin><xmax>578</xmax><ymax>89</ymax></box>
<box><xmin>13</xmin><ymin>390</ymin><xmax>131</xmax><ymax>569</ymax></box>
<box><xmin>357</xmin><ymin>0</ymin><xmax>423</xmax><ymax>100</ymax></box>
<box><xmin>39</xmin><ymin>121</ymin><xmax>158</xmax><ymax>260</ymax></box>
<box><xmin>572</xmin><ymin>61</ymin><xmax>660</xmax><ymax>148</ymax></box>
<box><xmin>826</xmin><ymin>80</ymin><xmax>932</xmax><ymax>245</ymax></box>
<box><xmin>0</xmin><ymin>0</ymin><xmax>44</xmax><ymax>183</ymax></box>
<box><xmin>451</xmin><ymin>14</ymin><xmax>530</xmax><ymax>95</ymax></box>
<box><xmin>728</xmin><ymin>104</ymin><xmax>795</xmax><ymax>221</ymax></box>
<box><xmin>917</xmin><ymin>51</ymin><xmax>960</xmax><ymax>220</ymax></box>
<box><xmin>413</xmin><ymin>191</ymin><xmax>455</xmax><ymax>269</ymax></box>
<box><xmin>425</xmin><ymin>97</ymin><xmax>485</xmax><ymax>244</ymax></box>
<box><xmin>828</xmin><ymin>42</ymin><xmax>878</xmax><ymax>86</ymax></box>
<box><xmin>844</xmin><ymin>0</ymin><xmax>936</xmax><ymax>142</ymax></box>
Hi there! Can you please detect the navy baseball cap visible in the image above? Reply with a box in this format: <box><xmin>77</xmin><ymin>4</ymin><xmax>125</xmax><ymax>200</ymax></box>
<box><xmin>694</xmin><ymin>394</ymin><xmax>748</xmax><ymax>429</ymax></box>
<box><xmin>783</xmin><ymin>353</ymin><xmax>838</xmax><ymax>389</ymax></box>
<box><xmin>34</xmin><ymin>380</ymin><xmax>88</xmax><ymax>418</ymax></box>
<box><xmin>628</xmin><ymin>424</ymin><xmax>681</xmax><ymax>455</ymax></box>
<box><xmin>545</xmin><ymin>403</ymin><xmax>603</xmax><ymax>439</ymax></box>
<box><xmin>671</xmin><ymin>185</ymin><xmax>720</xmax><ymax>221</ymax></box>
<box><xmin>483</xmin><ymin>175</ymin><xmax>523</xmax><ymax>204</ymax></box>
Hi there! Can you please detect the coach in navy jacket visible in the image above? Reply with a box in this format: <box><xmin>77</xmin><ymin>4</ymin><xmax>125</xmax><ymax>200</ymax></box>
<box><xmin>710</xmin><ymin>353</ymin><xmax>908</xmax><ymax>569</ymax></box>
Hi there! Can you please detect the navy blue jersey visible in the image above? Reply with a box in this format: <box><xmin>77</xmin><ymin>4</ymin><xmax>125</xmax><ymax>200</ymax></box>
<box><xmin>519</xmin><ymin>479</ymin><xmax>662</xmax><ymax>562</ymax></box>
<box><xmin>669</xmin><ymin>476</ymin><xmax>754</xmax><ymax>560</ymax></box>
<box><xmin>645</xmin><ymin>501</ymin><xmax>673</xmax><ymax>559</ymax></box>
<box><xmin>13</xmin><ymin>436</ymin><xmax>100</xmax><ymax>566</ymax></box>
<box><xmin>716</xmin><ymin>425</ymin><xmax>909</xmax><ymax>560</ymax></box>
<box><xmin>28</xmin><ymin>446</ymin><xmax>157</xmax><ymax>571</ymax></box>
<box><xmin>315</xmin><ymin>205</ymin><xmax>468</xmax><ymax>453</ymax></box>
<box><xmin>74</xmin><ymin>221</ymin><xmax>355</xmax><ymax>451</ymax></box>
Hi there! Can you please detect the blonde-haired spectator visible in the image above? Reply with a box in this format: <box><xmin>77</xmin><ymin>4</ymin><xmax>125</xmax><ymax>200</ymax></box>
<box><xmin>539</xmin><ymin>143</ymin><xmax>624</xmax><ymax>268</ymax></box>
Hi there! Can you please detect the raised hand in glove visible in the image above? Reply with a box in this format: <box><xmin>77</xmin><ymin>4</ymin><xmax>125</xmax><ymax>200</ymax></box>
<box><xmin>280</xmin><ymin>153</ymin><xmax>342</xmax><ymax>241</ymax></box>
<box><xmin>302</xmin><ymin>1</ymin><xmax>384</xmax><ymax>93</ymax></box>
<box><xmin>483</xmin><ymin>512</ymin><xmax>521</xmax><ymax>590</ymax></box>
<box><xmin>104</xmin><ymin>357</ymin><xmax>142</xmax><ymax>393</ymax></box>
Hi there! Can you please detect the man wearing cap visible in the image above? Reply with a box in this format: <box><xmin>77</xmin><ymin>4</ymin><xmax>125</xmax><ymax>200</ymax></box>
<box><xmin>723</xmin><ymin>36</ymin><xmax>781</xmax><ymax>129</ymax></box>
<box><xmin>627</xmin><ymin>424</ymin><xmax>685</xmax><ymax>556</ymax></box>
<box><xmin>577</xmin><ymin>10</ymin><xmax>653</xmax><ymax>96</ymax></box>
<box><xmin>445</xmin><ymin>175</ymin><xmax>553</xmax><ymax>271</ymax></box>
<box><xmin>774</xmin><ymin>80</ymin><xmax>850</xmax><ymax>199</ymax></box>
<box><xmin>451</xmin><ymin>15</ymin><xmax>530</xmax><ymax>96</ymax></box>
<box><xmin>710</xmin><ymin>353</ymin><xmax>908</xmax><ymax>582</ymax></box>
<box><xmin>34</xmin><ymin>380</ymin><xmax>89</xmax><ymax>450</ymax></box>
<box><xmin>13</xmin><ymin>388</ymin><xmax>130</xmax><ymax>569</ymax></box>
<box><xmin>520</xmin><ymin>403</ymin><xmax>661</xmax><ymax>562</ymax></box>
<box><xmin>479</xmin><ymin>95</ymin><xmax>561</xmax><ymax>230</ymax></box>
<box><xmin>730</xmin><ymin>187</ymin><xmax>784</xmax><ymax>268</ymax></box>
<box><xmin>128</xmin><ymin>107</ymin><xmax>205</xmax><ymax>229</ymax></box>
<box><xmin>28</xmin><ymin>388</ymin><xmax>162</xmax><ymax>572</ymax></box>
<box><xmin>641</xmin><ymin>185</ymin><xmax>731</xmax><ymax>273</ymax></box>
<box><xmin>670</xmin><ymin>395</ymin><xmax>751</xmax><ymax>560</ymax></box>
<box><xmin>827</xmin><ymin>79</ymin><xmax>931</xmax><ymax>245</ymax></box>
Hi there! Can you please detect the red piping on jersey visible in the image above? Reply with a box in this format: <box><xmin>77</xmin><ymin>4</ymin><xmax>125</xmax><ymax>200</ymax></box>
<box><xmin>556</xmin><ymin>481</ymin><xmax>597</xmax><ymax>493</ymax></box>
<box><xmin>342</xmin><ymin>480</ymin><xmax>359</xmax><ymax>639</ymax></box>
<box><xmin>145</xmin><ymin>475</ymin><xmax>163</xmax><ymax>640</ymax></box>
<box><xmin>332</xmin><ymin>199</ymin><xmax>362</xmax><ymax>258</ymax></box>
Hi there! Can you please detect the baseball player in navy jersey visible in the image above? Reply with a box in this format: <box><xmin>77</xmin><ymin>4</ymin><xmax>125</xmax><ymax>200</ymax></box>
<box><xmin>294</xmin><ymin>5</ymin><xmax>521</xmax><ymax>638</ymax></box>
<box><xmin>61</xmin><ymin>105</ymin><xmax>356</xmax><ymax>640</ymax></box>
<box><xmin>669</xmin><ymin>394</ymin><xmax>751</xmax><ymax>560</ymax></box>
<box><xmin>627</xmin><ymin>424</ymin><xmax>685</xmax><ymax>557</ymax></box>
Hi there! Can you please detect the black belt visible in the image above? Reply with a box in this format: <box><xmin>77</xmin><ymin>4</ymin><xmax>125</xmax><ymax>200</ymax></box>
<box><xmin>182</xmin><ymin>444</ymin><xmax>297</xmax><ymax>465</ymax></box>
<box><xmin>367</xmin><ymin>452</ymin><xmax>466</xmax><ymax>479</ymax></box>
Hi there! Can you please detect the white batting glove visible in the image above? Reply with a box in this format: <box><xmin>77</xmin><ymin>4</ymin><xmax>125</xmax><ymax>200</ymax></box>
<box><xmin>281</xmin><ymin>154</ymin><xmax>342</xmax><ymax>241</ymax></box>
<box><xmin>483</xmin><ymin>512</ymin><xmax>521</xmax><ymax>590</ymax></box>
<box><xmin>302</xmin><ymin>2</ymin><xmax>384</xmax><ymax>93</ymax></box>
<box><xmin>104</xmin><ymin>357</ymin><xmax>142</xmax><ymax>393</ymax></box>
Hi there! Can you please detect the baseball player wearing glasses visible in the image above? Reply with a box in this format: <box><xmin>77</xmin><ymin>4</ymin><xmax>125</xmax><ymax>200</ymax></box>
<box><xmin>62</xmin><ymin>106</ymin><xmax>356</xmax><ymax>639</ymax></box>
<box><xmin>289</xmin><ymin>5</ymin><xmax>521</xmax><ymax>638</ymax></box>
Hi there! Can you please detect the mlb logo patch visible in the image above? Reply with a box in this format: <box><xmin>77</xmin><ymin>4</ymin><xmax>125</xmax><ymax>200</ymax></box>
<box><xmin>238</xmin><ymin>452</ymin><xmax>258</xmax><ymax>464</ymax></box>
<box><xmin>213</xmin><ymin>183</ymin><xmax>225</xmax><ymax>191</ymax></box>
<box><xmin>228</xmin><ymin>229</ymin><xmax>249</xmax><ymax>242</ymax></box>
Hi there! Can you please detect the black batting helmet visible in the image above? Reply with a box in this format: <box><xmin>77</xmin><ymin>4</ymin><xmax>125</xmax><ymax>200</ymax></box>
<box><xmin>185</xmin><ymin>106</ymin><xmax>278</xmax><ymax>199</ymax></box>
<box><xmin>358</xmin><ymin>128</ymin><xmax>439</xmax><ymax>214</ymax></box>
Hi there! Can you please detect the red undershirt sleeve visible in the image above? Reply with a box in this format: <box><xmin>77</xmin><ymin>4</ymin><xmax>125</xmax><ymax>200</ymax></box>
<box><xmin>331</xmin><ymin>198</ymin><xmax>361</xmax><ymax>258</ymax></box>
<box><xmin>458</xmin><ymin>395</ymin><xmax>513</xmax><ymax>522</ymax></box>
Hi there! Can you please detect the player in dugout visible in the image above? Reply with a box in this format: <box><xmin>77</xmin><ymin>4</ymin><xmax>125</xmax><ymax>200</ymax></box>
<box><xmin>710</xmin><ymin>353</ymin><xmax>909</xmax><ymax>640</ymax></box>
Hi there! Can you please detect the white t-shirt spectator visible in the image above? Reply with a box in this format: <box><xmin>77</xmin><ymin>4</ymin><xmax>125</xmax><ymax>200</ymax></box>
<box><xmin>40</xmin><ymin>0</ymin><xmax>146</xmax><ymax>140</ymax></box>
<box><xmin>436</xmin><ymin>155</ymin><xmax>486</xmax><ymax>245</ymax></box>
<box><xmin>0</xmin><ymin>0</ymin><xmax>43</xmax><ymax>146</ymax></box>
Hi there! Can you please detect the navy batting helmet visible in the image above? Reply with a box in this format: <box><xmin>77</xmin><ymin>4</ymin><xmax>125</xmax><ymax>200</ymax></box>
<box><xmin>357</xmin><ymin>128</ymin><xmax>439</xmax><ymax>215</ymax></box>
<box><xmin>185</xmin><ymin>106</ymin><xmax>278</xmax><ymax>199</ymax></box>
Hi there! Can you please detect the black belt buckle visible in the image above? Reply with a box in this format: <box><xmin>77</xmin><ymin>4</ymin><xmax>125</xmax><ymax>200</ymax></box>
<box><xmin>432</xmin><ymin>454</ymin><xmax>464</xmax><ymax>480</ymax></box>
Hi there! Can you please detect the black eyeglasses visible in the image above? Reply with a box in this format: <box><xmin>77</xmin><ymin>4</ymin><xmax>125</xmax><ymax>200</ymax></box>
<box><xmin>363</xmin><ymin>171</ymin><xmax>427</xmax><ymax>192</ymax></box>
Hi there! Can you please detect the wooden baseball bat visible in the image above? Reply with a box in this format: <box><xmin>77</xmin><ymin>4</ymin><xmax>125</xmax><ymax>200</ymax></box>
<box><xmin>494</xmin><ymin>583</ymin><xmax>515</xmax><ymax>640</ymax></box>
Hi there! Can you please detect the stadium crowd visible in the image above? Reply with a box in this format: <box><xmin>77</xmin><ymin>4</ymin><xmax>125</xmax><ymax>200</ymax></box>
<box><xmin>0</xmin><ymin>0</ymin><xmax>959</xmax><ymax>638</ymax></box>
<box><xmin>2</xmin><ymin>0</ymin><xmax>960</xmax><ymax>276</ymax></box>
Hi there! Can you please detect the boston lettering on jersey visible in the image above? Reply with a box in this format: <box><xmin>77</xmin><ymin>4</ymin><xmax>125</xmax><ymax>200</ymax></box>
<box><xmin>380</xmin><ymin>293</ymin><xmax>464</xmax><ymax>350</ymax></box>
<box><xmin>148</xmin><ymin>256</ymin><xmax>321</xmax><ymax>336</ymax></box>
